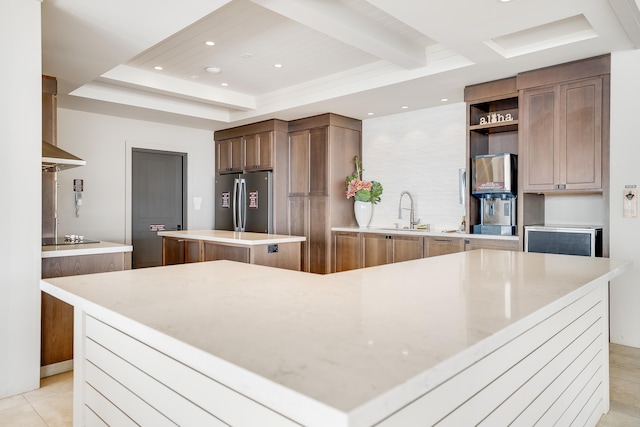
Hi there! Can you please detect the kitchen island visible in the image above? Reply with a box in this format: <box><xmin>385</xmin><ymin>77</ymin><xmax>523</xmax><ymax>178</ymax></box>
<box><xmin>158</xmin><ymin>229</ymin><xmax>305</xmax><ymax>271</ymax></box>
<box><xmin>41</xmin><ymin>250</ymin><xmax>630</xmax><ymax>426</ymax></box>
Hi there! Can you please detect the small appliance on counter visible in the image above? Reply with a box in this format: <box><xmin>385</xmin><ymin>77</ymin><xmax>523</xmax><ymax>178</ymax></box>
<box><xmin>471</xmin><ymin>153</ymin><xmax>517</xmax><ymax>236</ymax></box>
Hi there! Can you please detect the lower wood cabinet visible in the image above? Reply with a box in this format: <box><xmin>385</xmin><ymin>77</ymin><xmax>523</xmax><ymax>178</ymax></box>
<box><xmin>162</xmin><ymin>237</ymin><xmax>201</xmax><ymax>265</ymax></box>
<box><xmin>333</xmin><ymin>231</ymin><xmax>519</xmax><ymax>272</ymax></box>
<box><xmin>362</xmin><ymin>233</ymin><xmax>423</xmax><ymax>268</ymax></box>
<box><xmin>464</xmin><ymin>238</ymin><xmax>520</xmax><ymax>251</ymax></box>
<box><xmin>424</xmin><ymin>236</ymin><xmax>465</xmax><ymax>257</ymax></box>
<box><xmin>204</xmin><ymin>242</ymin><xmax>250</xmax><ymax>263</ymax></box>
<box><xmin>41</xmin><ymin>251</ymin><xmax>128</xmax><ymax>374</ymax></box>
<box><xmin>333</xmin><ymin>231</ymin><xmax>361</xmax><ymax>272</ymax></box>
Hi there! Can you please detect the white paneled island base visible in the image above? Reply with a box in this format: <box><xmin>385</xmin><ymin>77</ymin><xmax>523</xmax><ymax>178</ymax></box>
<box><xmin>40</xmin><ymin>250</ymin><xmax>631</xmax><ymax>427</ymax></box>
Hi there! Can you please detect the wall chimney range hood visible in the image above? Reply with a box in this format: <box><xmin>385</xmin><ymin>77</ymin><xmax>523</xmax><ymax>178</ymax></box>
<box><xmin>42</xmin><ymin>140</ymin><xmax>86</xmax><ymax>172</ymax></box>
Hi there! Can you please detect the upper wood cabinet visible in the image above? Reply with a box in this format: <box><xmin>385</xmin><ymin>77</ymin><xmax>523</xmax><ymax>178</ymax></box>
<box><xmin>244</xmin><ymin>131</ymin><xmax>274</xmax><ymax>171</ymax></box>
<box><xmin>518</xmin><ymin>55</ymin><xmax>610</xmax><ymax>193</ymax></box>
<box><xmin>288</xmin><ymin>127</ymin><xmax>329</xmax><ymax>196</ymax></box>
<box><xmin>520</xmin><ymin>76</ymin><xmax>605</xmax><ymax>192</ymax></box>
<box><xmin>216</xmin><ymin>137</ymin><xmax>243</xmax><ymax>174</ymax></box>
<box><xmin>214</xmin><ymin>120</ymin><xmax>288</xmax><ymax>175</ymax></box>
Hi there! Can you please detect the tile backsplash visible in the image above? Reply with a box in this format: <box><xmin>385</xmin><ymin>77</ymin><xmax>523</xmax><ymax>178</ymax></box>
<box><xmin>362</xmin><ymin>102</ymin><xmax>467</xmax><ymax>230</ymax></box>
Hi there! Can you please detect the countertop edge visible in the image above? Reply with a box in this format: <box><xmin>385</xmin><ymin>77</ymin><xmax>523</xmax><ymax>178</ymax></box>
<box><xmin>158</xmin><ymin>230</ymin><xmax>306</xmax><ymax>245</ymax></box>
<box><xmin>331</xmin><ymin>226</ymin><xmax>519</xmax><ymax>240</ymax></box>
<box><xmin>42</xmin><ymin>242</ymin><xmax>133</xmax><ymax>258</ymax></box>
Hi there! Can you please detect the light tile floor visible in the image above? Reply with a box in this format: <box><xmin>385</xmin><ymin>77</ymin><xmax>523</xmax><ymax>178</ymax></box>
<box><xmin>1</xmin><ymin>344</ymin><xmax>639</xmax><ymax>426</ymax></box>
<box><xmin>0</xmin><ymin>371</ymin><xmax>72</xmax><ymax>427</ymax></box>
<box><xmin>597</xmin><ymin>343</ymin><xmax>640</xmax><ymax>426</ymax></box>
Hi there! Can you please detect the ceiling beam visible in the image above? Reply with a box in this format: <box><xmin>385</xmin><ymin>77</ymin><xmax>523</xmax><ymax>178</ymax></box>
<box><xmin>608</xmin><ymin>0</ymin><xmax>640</xmax><ymax>48</ymax></box>
<box><xmin>250</xmin><ymin>0</ymin><xmax>426</xmax><ymax>69</ymax></box>
<box><xmin>99</xmin><ymin>65</ymin><xmax>256</xmax><ymax>111</ymax></box>
<box><xmin>69</xmin><ymin>82</ymin><xmax>233</xmax><ymax>122</ymax></box>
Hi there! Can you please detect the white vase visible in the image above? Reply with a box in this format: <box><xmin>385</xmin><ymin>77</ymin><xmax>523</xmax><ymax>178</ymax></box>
<box><xmin>354</xmin><ymin>201</ymin><xmax>372</xmax><ymax>228</ymax></box>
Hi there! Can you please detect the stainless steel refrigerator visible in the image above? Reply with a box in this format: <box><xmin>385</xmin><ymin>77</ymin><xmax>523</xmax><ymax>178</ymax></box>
<box><xmin>214</xmin><ymin>171</ymin><xmax>273</xmax><ymax>233</ymax></box>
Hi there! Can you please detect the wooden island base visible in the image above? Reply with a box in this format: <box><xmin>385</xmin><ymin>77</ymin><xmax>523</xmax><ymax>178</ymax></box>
<box><xmin>160</xmin><ymin>230</ymin><xmax>306</xmax><ymax>271</ymax></box>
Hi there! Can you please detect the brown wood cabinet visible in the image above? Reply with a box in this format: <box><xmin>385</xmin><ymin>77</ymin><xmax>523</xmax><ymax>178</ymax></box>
<box><xmin>335</xmin><ymin>231</ymin><xmax>519</xmax><ymax>270</ymax></box>
<box><xmin>203</xmin><ymin>242</ymin><xmax>250</xmax><ymax>263</ymax></box>
<box><xmin>216</xmin><ymin>136</ymin><xmax>243</xmax><ymax>174</ymax></box>
<box><xmin>244</xmin><ymin>131</ymin><xmax>274</xmax><ymax>171</ymax></box>
<box><xmin>464</xmin><ymin>238</ymin><xmax>519</xmax><ymax>251</ymax></box>
<box><xmin>287</xmin><ymin>114</ymin><xmax>361</xmax><ymax>274</ymax></box>
<box><xmin>162</xmin><ymin>236</ymin><xmax>201</xmax><ymax>265</ymax></box>
<box><xmin>424</xmin><ymin>236</ymin><xmax>465</xmax><ymax>257</ymax></box>
<box><xmin>217</xmin><ymin>131</ymin><xmax>276</xmax><ymax>174</ymax></box>
<box><xmin>333</xmin><ymin>231</ymin><xmax>361</xmax><ymax>272</ymax></box>
<box><xmin>41</xmin><ymin>251</ymin><xmax>128</xmax><ymax>373</ymax></box>
<box><xmin>362</xmin><ymin>233</ymin><xmax>423</xmax><ymax>267</ymax></box>
<box><xmin>520</xmin><ymin>76</ymin><xmax>605</xmax><ymax>192</ymax></box>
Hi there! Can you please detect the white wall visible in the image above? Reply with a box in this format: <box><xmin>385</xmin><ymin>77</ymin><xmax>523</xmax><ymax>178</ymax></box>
<box><xmin>55</xmin><ymin>109</ymin><xmax>215</xmax><ymax>244</ymax></box>
<box><xmin>609</xmin><ymin>49</ymin><xmax>640</xmax><ymax>347</ymax></box>
<box><xmin>544</xmin><ymin>194</ymin><xmax>605</xmax><ymax>226</ymax></box>
<box><xmin>362</xmin><ymin>103</ymin><xmax>467</xmax><ymax>230</ymax></box>
<box><xmin>0</xmin><ymin>0</ymin><xmax>42</xmax><ymax>398</ymax></box>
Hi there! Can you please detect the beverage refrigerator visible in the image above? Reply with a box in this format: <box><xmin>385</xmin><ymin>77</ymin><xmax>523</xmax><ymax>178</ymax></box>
<box><xmin>214</xmin><ymin>171</ymin><xmax>273</xmax><ymax>233</ymax></box>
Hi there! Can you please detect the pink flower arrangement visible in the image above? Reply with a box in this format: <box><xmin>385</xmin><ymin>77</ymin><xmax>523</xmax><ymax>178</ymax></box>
<box><xmin>345</xmin><ymin>156</ymin><xmax>383</xmax><ymax>204</ymax></box>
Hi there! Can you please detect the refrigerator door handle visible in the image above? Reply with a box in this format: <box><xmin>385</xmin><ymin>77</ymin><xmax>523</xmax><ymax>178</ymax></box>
<box><xmin>239</xmin><ymin>178</ymin><xmax>247</xmax><ymax>231</ymax></box>
<box><xmin>233</xmin><ymin>178</ymin><xmax>240</xmax><ymax>231</ymax></box>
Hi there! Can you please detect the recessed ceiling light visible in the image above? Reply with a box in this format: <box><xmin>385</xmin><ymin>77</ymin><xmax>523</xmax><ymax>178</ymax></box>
<box><xmin>367</xmin><ymin>112</ymin><xmax>375</xmax><ymax>116</ymax></box>
<box><xmin>441</xmin><ymin>98</ymin><xmax>449</xmax><ymax>102</ymax></box>
<box><xmin>205</xmin><ymin>41</ymin><xmax>215</xmax><ymax>46</ymax></box>
<box><xmin>205</xmin><ymin>66</ymin><xmax>221</xmax><ymax>74</ymax></box>
<box><xmin>154</xmin><ymin>66</ymin><xmax>163</xmax><ymax>71</ymax></box>
<box><xmin>274</xmin><ymin>63</ymin><xmax>282</xmax><ymax>68</ymax></box>
<box><xmin>499</xmin><ymin>0</ymin><xmax>512</xmax><ymax>2</ymax></box>
<box><xmin>401</xmin><ymin>106</ymin><xmax>409</xmax><ymax>109</ymax></box>
<box><xmin>221</xmin><ymin>83</ymin><xmax>229</xmax><ymax>87</ymax></box>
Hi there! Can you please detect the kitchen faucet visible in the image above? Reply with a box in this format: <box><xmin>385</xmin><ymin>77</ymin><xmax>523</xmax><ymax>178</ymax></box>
<box><xmin>398</xmin><ymin>191</ymin><xmax>420</xmax><ymax>229</ymax></box>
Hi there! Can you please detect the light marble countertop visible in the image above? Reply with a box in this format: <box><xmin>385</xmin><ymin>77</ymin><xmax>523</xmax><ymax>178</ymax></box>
<box><xmin>158</xmin><ymin>229</ymin><xmax>306</xmax><ymax>245</ymax></box>
<box><xmin>332</xmin><ymin>226</ymin><xmax>520</xmax><ymax>240</ymax></box>
<box><xmin>41</xmin><ymin>251</ymin><xmax>630</xmax><ymax>424</ymax></box>
<box><xmin>41</xmin><ymin>241</ymin><xmax>133</xmax><ymax>258</ymax></box>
